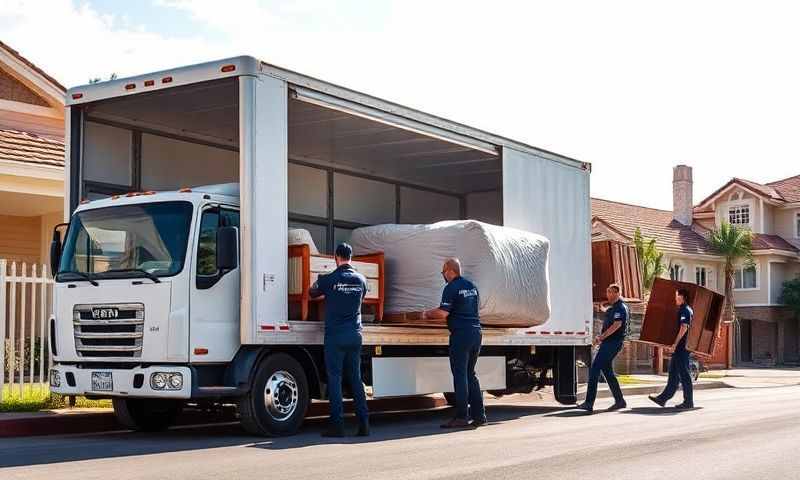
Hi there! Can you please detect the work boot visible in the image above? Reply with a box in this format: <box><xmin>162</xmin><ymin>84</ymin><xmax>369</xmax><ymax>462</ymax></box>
<box><xmin>356</xmin><ymin>420</ymin><xmax>370</xmax><ymax>437</ymax></box>
<box><xmin>674</xmin><ymin>402</ymin><xmax>695</xmax><ymax>410</ymax></box>
<box><xmin>472</xmin><ymin>417</ymin><xmax>488</xmax><ymax>427</ymax></box>
<box><xmin>576</xmin><ymin>402</ymin><xmax>594</xmax><ymax>414</ymax></box>
<box><xmin>607</xmin><ymin>401</ymin><xmax>627</xmax><ymax>411</ymax></box>
<box><xmin>440</xmin><ymin>418</ymin><xmax>475</xmax><ymax>429</ymax></box>
<box><xmin>321</xmin><ymin>422</ymin><xmax>345</xmax><ymax>438</ymax></box>
<box><xmin>648</xmin><ymin>395</ymin><xmax>666</xmax><ymax>407</ymax></box>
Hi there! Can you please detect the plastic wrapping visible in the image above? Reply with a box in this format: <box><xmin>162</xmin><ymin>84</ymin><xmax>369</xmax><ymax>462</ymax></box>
<box><xmin>349</xmin><ymin>221</ymin><xmax>551</xmax><ymax>327</ymax></box>
<box><xmin>288</xmin><ymin>229</ymin><xmax>319</xmax><ymax>255</ymax></box>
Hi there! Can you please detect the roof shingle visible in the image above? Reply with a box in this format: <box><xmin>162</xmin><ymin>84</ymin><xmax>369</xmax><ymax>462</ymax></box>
<box><xmin>0</xmin><ymin>129</ymin><xmax>65</xmax><ymax>168</ymax></box>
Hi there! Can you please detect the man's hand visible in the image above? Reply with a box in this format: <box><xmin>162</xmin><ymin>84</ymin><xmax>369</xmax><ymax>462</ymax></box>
<box><xmin>593</xmin><ymin>336</ymin><xmax>603</xmax><ymax>345</ymax></box>
<box><xmin>664</xmin><ymin>345</ymin><xmax>674</xmax><ymax>354</ymax></box>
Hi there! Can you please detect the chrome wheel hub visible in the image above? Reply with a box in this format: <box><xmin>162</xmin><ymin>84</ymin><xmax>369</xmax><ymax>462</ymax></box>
<box><xmin>263</xmin><ymin>370</ymin><xmax>299</xmax><ymax>422</ymax></box>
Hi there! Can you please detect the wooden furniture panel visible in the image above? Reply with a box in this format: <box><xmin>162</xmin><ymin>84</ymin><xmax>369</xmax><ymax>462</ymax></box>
<box><xmin>640</xmin><ymin>278</ymin><xmax>724</xmax><ymax>356</ymax></box>
<box><xmin>592</xmin><ymin>240</ymin><xmax>643</xmax><ymax>302</ymax></box>
<box><xmin>288</xmin><ymin>244</ymin><xmax>384</xmax><ymax>322</ymax></box>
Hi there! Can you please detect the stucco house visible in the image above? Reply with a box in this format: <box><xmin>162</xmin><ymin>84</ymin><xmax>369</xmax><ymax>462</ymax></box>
<box><xmin>593</xmin><ymin>165</ymin><xmax>800</xmax><ymax>367</ymax></box>
<box><xmin>0</xmin><ymin>41</ymin><xmax>65</xmax><ymax>267</ymax></box>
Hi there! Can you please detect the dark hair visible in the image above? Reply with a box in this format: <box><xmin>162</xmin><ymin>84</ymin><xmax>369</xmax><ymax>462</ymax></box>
<box><xmin>607</xmin><ymin>283</ymin><xmax>621</xmax><ymax>294</ymax></box>
<box><xmin>335</xmin><ymin>242</ymin><xmax>353</xmax><ymax>260</ymax></box>
<box><xmin>677</xmin><ymin>288</ymin><xmax>691</xmax><ymax>304</ymax></box>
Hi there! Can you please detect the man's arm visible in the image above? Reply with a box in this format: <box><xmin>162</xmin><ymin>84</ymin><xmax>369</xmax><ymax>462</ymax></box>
<box><xmin>422</xmin><ymin>307</ymin><xmax>449</xmax><ymax>320</ymax></box>
<box><xmin>671</xmin><ymin>323</ymin><xmax>689</xmax><ymax>349</ymax></box>
<box><xmin>596</xmin><ymin>320</ymin><xmax>622</xmax><ymax>344</ymax></box>
<box><xmin>309</xmin><ymin>274</ymin><xmax>330</xmax><ymax>299</ymax></box>
<box><xmin>423</xmin><ymin>283</ymin><xmax>455</xmax><ymax>320</ymax></box>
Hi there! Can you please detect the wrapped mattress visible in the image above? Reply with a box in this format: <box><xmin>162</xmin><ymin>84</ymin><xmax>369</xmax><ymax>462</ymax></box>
<box><xmin>349</xmin><ymin>221</ymin><xmax>550</xmax><ymax>328</ymax></box>
<box><xmin>288</xmin><ymin>228</ymin><xmax>320</xmax><ymax>255</ymax></box>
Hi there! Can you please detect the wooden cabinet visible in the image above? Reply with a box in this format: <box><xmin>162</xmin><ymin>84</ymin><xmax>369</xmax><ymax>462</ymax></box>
<box><xmin>591</xmin><ymin>240</ymin><xmax>643</xmax><ymax>302</ymax></box>
<box><xmin>640</xmin><ymin>278</ymin><xmax>724</xmax><ymax>356</ymax></box>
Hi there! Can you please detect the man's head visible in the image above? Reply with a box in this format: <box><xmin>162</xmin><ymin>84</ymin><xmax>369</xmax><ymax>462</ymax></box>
<box><xmin>441</xmin><ymin>257</ymin><xmax>462</xmax><ymax>284</ymax></box>
<box><xmin>675</xmin><ymin>288</ymin><xmax>690</xmax><ymax>306</ymax></box>
<box><xmin>335</xmin><ymin>243</ymin><xmax>353</xmax><ymax>267</ymax></box>
<box><xmin>606</xmin><ymin>283</ymin><xmax>621</xmax><ymax>303</ymax></box>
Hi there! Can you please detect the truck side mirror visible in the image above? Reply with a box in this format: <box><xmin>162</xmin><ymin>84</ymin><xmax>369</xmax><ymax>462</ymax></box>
<box><xmin>216</xmin><ymin>226</ymin><xmax>239</xmax><ymax>271</ymax></box>
<box><xmin>49</xmin><ymin>226</ymin><xmax>64</xmax><ymax>275</ymax></box>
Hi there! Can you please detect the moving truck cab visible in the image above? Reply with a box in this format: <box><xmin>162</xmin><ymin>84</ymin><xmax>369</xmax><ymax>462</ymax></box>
<box><xmin>50</xmin><ymin>56</ymin><xmax>593</xmax><ymax>435</ymax></box>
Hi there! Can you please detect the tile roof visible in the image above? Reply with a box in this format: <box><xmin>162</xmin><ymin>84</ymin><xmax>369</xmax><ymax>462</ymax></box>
<box><xmin>766</xmin><ymin>174</ymin><xmax>800</xmax><ymax>203</ymax></box>
<box><xmin>751</xmin><ymin>234</ymin><xmax>799</xmax><ymax>252</ymax></box>
<box><xmin>0</xmin><ymin>41</ymin><xmax>65</xmax><ymax>92</ymax></box>
<box><xmin>0</xmin><ymin>129</ymin><xmax>65</xmax><ymax>168</ymax></box>
<box><xmin>592</xmin><ymin>198</ymin><xmax>714</xmax><ymax>255</ymax></box>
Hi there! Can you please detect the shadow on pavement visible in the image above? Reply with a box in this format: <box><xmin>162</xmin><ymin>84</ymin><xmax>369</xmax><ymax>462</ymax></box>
<box><xmin>0</xmin><ymin>404</ymin><xmax>570</xmax><ymax>468</ymax></box>
<box><xmin>621</xmin><ymin>406</ymin><xmax>704</xmax><ymax>416</ymax></box>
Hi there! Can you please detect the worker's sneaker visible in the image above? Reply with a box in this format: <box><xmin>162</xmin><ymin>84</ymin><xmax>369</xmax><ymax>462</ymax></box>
<box><xmin>356</xmin><ymin>421</ymin><xmax>370</xmax><ymax>437</ymax></box>
<box><xmin>648</xmin><ymin>395</ymin><xmax>666</xmax><ymax>407</ymax></box>
<box><xmin>607</xmin><ymin>401</ymin><xmax>627</xmax><ymax>411</ymax></box>
<box><xmin>674</xmin><ymin>402</ymin><xmax>695</xmax><ymax>410</ymax></box>
<box><xmin>575</xmin><ymin>402</ymin><xmax>594</xmax><ymax>414</ymax></box>
<box><xmin>321</xmin><ymin>423</ymin><xmax>346</xmax><ymax>438</ymax></box>
<box><xmin>440</xmin><ymin>418</ymin><xmax>475</xmax><ymax>429</ymax></box>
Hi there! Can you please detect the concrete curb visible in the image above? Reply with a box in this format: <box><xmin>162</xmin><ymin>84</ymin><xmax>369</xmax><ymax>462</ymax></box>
<box><xmin>595</xmin><ymin>380</ymin><xmax>730</xmax><ymax>399</ymax></box>
<box><xmin>0</xmin><ymin>396</ymin><xmax>446</xmax><ymax>439</ymax></box>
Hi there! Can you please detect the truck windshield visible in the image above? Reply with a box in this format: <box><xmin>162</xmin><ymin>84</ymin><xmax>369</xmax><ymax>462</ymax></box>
<box><xmin>57</xmin><ymin>201</ymin><xmax>194</xmax><ymax>281</ymax></box>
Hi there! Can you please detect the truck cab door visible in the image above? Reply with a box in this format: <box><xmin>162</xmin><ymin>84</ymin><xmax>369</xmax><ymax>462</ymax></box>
<box><xmin>189</xmin><ymin>206</ymin><xmax>240</xmax><ymax>362</ymax></box>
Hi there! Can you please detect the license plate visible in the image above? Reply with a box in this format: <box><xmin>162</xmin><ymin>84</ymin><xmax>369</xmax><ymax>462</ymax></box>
<box><xmin>91</xmin><ymin>371</ymin><xmax>113</xmax><ymax>391</ymax></box>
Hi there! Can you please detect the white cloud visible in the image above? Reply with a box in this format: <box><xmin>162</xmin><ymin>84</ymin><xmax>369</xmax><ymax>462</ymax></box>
<box><xmin>3</xmin><ymin>0</ymin><xmax>800</xmax><ymax>209</ymax></box>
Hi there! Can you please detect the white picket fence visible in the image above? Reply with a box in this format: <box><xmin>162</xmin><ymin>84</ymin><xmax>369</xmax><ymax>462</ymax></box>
<box><xmin>0</xmin><ymin>260</ymin><xmax>54</xmax><ymax>402</ymax></box>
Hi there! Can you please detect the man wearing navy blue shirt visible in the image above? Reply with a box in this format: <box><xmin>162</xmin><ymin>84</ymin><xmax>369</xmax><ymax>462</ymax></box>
<box><xmin>650</xmin><ymin>288</ymin><xmax>695</xmax><ymax>409</ymax></box>
<box><xmin>310</xmin><ymin>243</ymin><xmax>370</xmax><ymax>437</ymax></box>
<box><xmin>577</xmin><ymin>283</ymin><xmax>629</xmax><ymax>413</ymax></box>
<box><xmin>423</xmin><ymin>258</ymin><xmax>486</xmax><ymax>429</ymax></box>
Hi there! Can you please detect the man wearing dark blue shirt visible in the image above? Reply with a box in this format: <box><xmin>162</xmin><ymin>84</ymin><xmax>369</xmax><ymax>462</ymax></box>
<box><xmin>650</xmin><ymin>288</ymin><xmax>695</xmax><ymax>409</ymax></box>
<box><xmin>310</xmin><ymin>243</ymin><xmax>370</xmax><ymax>437</ymax></box>
<box><xmin>577</xmin><ymin>283</ymin><xmax>629</xmax><ymax>413</ymax></box>
<box><xmin>423</xmin><ymin>258</ymin><xmax>486</xmax><ymax>429</ymax></box>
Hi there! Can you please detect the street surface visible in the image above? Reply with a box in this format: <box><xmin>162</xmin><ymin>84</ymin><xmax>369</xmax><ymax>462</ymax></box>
<box><xmin>2</xmin><ymin>386</ymin><xmax>799</xmax><ymax>480</ymax></box>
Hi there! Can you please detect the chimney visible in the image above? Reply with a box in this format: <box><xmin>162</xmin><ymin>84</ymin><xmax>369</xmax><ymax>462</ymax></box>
<box><xmin>673</xmin><ymin>165</ymin><xmax>693</xmax><ymax>226</ymax></box>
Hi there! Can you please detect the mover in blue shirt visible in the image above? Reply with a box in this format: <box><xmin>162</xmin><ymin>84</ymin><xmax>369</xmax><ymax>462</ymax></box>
<box><xmin>649</xmin><ymin>287</ymin><xmax>695</xmax><ymax>409</ymax></box>
<box><xmin>310</xmin><ymin>243</ymin><xmax>370</xmax><ymax>437</ymax></box>
<box><xmin>423</xmin><ymin>258</ymin><xmax>486</xmax><ymax>429</ymax></box>
<box><xmin>577</xmin><ymin>283</ymin><xmax>629</xmax><ymax>413</ymax></box>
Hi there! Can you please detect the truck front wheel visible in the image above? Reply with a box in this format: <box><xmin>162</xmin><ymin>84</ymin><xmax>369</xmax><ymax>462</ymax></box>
<box><xmin>239</xmin><ymin>353</ymin><xmax>310</xmax><ymax>436</ymax></box>
<box><xmin>112</xmin><ymin>398</ymin><xmax>183</xmax><ymax>431</ymax></box>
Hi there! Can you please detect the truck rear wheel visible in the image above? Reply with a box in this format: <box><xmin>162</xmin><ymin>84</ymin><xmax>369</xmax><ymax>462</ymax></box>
<box><xmin>112</xmin><ymin>398</ymin><xmax>183</xmax><ymax>432</ymax></box>
<box><xmin>239</xmin><ymin>353</ymin><xmax>310</xmax><ymax>436</ymax></box>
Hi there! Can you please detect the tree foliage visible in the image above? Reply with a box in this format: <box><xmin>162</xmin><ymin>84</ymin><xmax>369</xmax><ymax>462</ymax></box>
<box><xmin>780</xmin><ymin>276</ymin><xmax>800</xmax><ymax>319</ymax></box>
<box><xmin>708</xmin><ymin>222</ymin><xmax>753</xmax><ymax>324</ymax></box>
<box><xmin>633</xmin><ymin>227</ymin><xmax>665</xmax><ymax>291</ymax></box>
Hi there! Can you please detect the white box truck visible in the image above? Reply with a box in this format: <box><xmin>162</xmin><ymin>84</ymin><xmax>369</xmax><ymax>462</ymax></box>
<box><xmin>49</xmin><ymin>56</ymin><xmax>593</xmax><ymax>435</ymax></box>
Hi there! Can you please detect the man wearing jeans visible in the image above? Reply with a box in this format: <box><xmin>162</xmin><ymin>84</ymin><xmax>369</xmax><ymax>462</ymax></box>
<box><xmin>577</xmin><ymin>283</ymin><xmax>629</xmax><ymax>413</ymax></box>
<box><xmin>310</xmin><ymin>243</ymin><xmax>370</xmax><ymax>437</ymax></box>
<box><xmin>423</xmin><ymin>258</ymin><xmax>486</xmax><ymax>429</ymax></box>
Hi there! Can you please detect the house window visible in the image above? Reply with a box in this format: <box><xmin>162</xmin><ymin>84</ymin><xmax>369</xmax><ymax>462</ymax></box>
<box><xmin>728</xmin><ymin>204</ymin><xmax>750</xmax><ymax>226</ymax></box>
<box><xmin>734</xmin><ymin>265</ymin><xmax>757</xmax><ymax>289</ymax></box>
<box><xmin>670</xmin><ymin>264</ymin><xmax>684</xmax><ymax>281</ymax></box>
<box><xmin>695</xmin><ymin>267</ymin><xmax>708</xmax><ymax>287</ymax></box>
<box><xmin>796</xmin><ymin>213</ymin><xmax>800</xmax><ymax>238</ymax></box>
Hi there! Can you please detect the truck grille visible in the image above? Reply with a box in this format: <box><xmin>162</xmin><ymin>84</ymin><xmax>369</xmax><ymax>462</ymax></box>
<box><xmin>73</xmin><ymin>303</ymin><xmax>144</xmax><ymax>358</ymax></box>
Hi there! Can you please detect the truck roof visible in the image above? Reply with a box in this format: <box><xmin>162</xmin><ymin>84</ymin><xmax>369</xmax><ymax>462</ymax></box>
<box><xmin>65</xmin><ymin>56</ymin><xmax>588</xmax><ymax>171</ymax></box>
<box><xmin>74</xmin><ymin>184</ymin><xmax>239</xmax><ymax>213</ymax></box>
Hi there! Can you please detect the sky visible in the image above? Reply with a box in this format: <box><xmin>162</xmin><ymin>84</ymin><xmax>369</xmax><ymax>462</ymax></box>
<box><xmin>2</xmin><ymin>0</ymin><xmax>799</xmax><ymax>210</ymax></box>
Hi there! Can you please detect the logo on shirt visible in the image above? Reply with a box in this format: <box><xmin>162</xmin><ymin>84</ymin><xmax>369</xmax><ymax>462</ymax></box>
<box><xmin>458</xmin><ymin>288</ymin><xmax>478</xmax><ymax>298</ymax></box>
<box><xmin>334</xmin><ymin>282</ymin><xmax>363</xmax><ymax>295</ymax></box>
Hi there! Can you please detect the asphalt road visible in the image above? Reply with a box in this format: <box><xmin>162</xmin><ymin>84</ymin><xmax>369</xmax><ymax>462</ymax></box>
<box><xmin>2</xmin><ymin>386</ymin><xmax>800</xmax><ymax>480</ymax></box>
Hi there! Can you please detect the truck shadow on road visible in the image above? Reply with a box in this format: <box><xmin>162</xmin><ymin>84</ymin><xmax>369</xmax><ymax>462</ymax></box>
<box><xmin>0</xmin><ymin>404</ymin><xmax>570</xmax><ymax>468</ymax></box>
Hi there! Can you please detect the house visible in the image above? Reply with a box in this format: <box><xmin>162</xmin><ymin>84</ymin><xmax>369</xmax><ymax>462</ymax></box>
<box><xmin>0</xmin><ymin>41</ymin><xmax>65</xmax><ymax>268</ymax></box>
<box><xmin>592</xmin><ymin>165</ymin><xmax>800</xmax><ymax>368</ymax></box>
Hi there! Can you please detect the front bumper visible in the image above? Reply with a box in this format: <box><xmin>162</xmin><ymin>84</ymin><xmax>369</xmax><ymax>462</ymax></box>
<box><xmin>50</xmin><ymin>364</ymin><xmax>192</xmax><ymax>399</ymax></box>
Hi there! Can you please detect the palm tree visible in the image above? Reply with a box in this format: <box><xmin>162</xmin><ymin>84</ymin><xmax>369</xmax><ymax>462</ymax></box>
<box><xmin>708</xmin><ymin>222</ymin><xmax>754</xmax><ymax>324</ymax></box>
<box><xmin>708</xmin><ymin>222</ymin><xmax>753</xmax><ymax>367</ymax></box>
<box><xmin>633</xmin><ymin>227</ymin><xmax>666</xmax><ymax>292</ymax></box>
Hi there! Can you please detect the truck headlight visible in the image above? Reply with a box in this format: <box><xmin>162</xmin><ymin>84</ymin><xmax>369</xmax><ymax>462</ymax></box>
<box><xmin>150</xmin><ymin>372</ymin><xmax>168</xmax><ymax>390</ymax></box>
<box><xmin>50</xmin><ymin>370</ymin><xmax>61</xmax><ymax>388</ymax></box>
<box><xmin>150</xmin><ymin>372</ymin><xmax>183</xmax><ymax>390</ymax></box>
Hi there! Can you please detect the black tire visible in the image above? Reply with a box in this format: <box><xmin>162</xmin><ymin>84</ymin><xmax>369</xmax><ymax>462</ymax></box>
<box><xmin>443</xmin><ymin>391</ymin><xmax>457</xmax><ymax>406</ymax></box>
<box><xmin>112</xmin><ymin>398</ymin><xmax>183</xmax><ymax>432</ymax></box>
<box><xmin>553</xmin><ymin>346</ymin><xmax>578</xmax><ymax>405</ymax></box>
<box><xmin>239</xmin><ymin>353</ymin><xmax>310</xmax><ymax>437</ymax></box>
